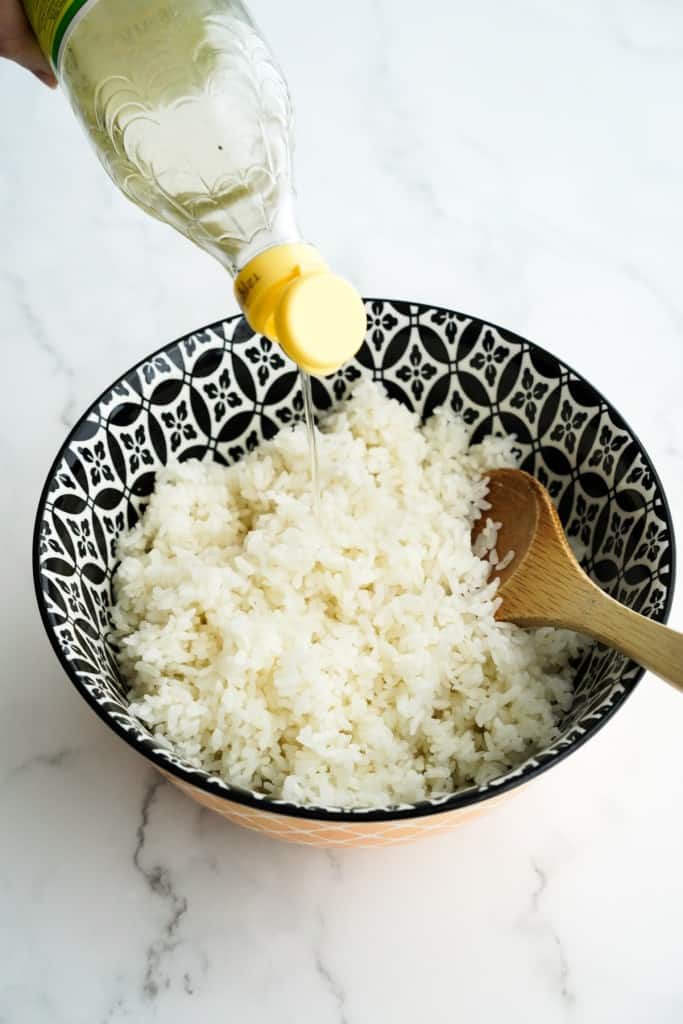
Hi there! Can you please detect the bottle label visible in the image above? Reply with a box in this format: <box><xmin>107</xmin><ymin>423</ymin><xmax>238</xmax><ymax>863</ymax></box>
<box><xmin>22</xmin><ymin>0</ymin><xmax>97</xmax><ymax>70</ymax></box>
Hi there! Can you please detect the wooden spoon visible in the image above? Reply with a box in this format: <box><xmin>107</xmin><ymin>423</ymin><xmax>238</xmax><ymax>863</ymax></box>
<box><xmin>473</xmin><ymin>468</ymin><xmax>682</xmax><ymax>691</ymax></box>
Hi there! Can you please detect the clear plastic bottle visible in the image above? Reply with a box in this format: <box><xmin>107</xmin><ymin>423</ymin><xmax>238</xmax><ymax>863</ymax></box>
<box><xmin>23</xmin><ymin>0</ymin><xmax>365</xmax><ymax>374</ymax></box>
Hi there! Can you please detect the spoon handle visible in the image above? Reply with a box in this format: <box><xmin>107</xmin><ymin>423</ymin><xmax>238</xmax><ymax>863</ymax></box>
<box><xmin>554</xmin><ymin>577</ymin><xmax>683</xmax><ymax>693</ymax></box>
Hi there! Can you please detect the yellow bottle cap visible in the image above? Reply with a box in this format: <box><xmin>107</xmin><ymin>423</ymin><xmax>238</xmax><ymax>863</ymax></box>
<box><xmin>234</xmin><ymin>244</ymin><xmax>366</xmax><ymax>376</ymax></box>
<box><xmin>274</xmin><ymin>273</ymin><xmax>366</xmax><ymax>375</ymax></box>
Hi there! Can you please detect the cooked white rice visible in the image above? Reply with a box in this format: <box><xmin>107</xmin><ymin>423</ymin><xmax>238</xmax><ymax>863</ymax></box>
<box><xmin>112</xmin><ymin>381</ymin><xmax>582</xmax><ymax>809</ymax></box>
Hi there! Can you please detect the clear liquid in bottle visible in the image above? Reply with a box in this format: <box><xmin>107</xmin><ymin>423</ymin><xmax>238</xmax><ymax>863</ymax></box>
<box><xmin>60</xmin><ymin>0</ymin><xmax>298</xmax><ymax>272</ymax></box>
<box><xmin>23</xmin><ymin>0</ymin><xmax>367</xmax><ymax>374</ymax></box>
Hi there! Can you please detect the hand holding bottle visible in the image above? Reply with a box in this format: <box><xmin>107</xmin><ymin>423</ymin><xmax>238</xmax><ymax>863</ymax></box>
<box><xmin>0</xmin><ymin>0</ymin><xmax>56</xmax><ymax>86</ymax></box>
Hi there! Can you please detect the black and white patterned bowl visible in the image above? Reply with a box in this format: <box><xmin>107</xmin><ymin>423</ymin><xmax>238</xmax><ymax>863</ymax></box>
<box><xmin>33</xmin><ymin>300</ymin><xmax>675</xmax><ymax>846</ymax></box>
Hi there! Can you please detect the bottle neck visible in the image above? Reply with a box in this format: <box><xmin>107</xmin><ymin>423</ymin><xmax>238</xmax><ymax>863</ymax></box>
<box><xmin>230</xmin><ymin>190</ymin><xmax>302</xmax><ymax>275</ymax></box>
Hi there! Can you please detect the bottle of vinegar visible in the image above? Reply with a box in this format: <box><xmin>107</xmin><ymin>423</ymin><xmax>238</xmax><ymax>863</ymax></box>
<box><xmin>23</xmin><ymin>0</ymin><xmax>366</xmax><ymax>374</ymax></box>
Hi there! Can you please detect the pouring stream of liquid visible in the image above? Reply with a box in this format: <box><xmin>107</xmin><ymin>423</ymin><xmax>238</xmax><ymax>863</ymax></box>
<box><xmin>300</xmin><ymin>371</ymin><xmax>321</xmax><ymax>519</ymax></box>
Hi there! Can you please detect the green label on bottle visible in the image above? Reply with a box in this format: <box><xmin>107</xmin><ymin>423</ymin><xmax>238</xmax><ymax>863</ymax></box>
<box><xmin>22</xmin><ymin>0</ymin><xmax>95</xmax><ymax>70</ymax></box>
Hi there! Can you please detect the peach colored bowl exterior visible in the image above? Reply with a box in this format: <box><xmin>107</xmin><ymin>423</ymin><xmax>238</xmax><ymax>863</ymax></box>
<box><xmin>162</xmin><ymin>769</ymin><xmax>511</xmax><ymax>847</ymax></box>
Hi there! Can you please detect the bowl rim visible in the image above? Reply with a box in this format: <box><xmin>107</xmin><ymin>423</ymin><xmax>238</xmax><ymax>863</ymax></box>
<box><xmin>33</xmin><ymin>300</ymin><xmax>677</xmax><ymax>822</ymax></box>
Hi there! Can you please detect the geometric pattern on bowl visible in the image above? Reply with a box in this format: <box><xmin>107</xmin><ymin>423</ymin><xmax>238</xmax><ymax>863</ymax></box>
<box><xmin>33</xmin><ymin>300</ymin><xmax>676</xmax><ymax>842</ymax></box>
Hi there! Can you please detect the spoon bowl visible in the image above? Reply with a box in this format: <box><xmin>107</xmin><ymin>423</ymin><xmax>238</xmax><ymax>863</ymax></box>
<box><xmin>476</xmin><ymin>469</ymin><xmax>683</xmax><ymax>692</ymax></box>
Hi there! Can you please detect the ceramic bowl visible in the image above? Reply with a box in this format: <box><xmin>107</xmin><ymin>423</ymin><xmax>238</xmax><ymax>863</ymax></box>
<box><xmin>34</xmin><ymin>300</ymin><xmax>675</xmax><ymax>846</ymax></box>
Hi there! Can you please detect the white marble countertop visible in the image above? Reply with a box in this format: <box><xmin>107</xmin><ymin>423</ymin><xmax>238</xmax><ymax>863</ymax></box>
<box><xmin>2</xmin><ymin>1</ymin><xmax>683</xmax><ymax>1021</ymax></box>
